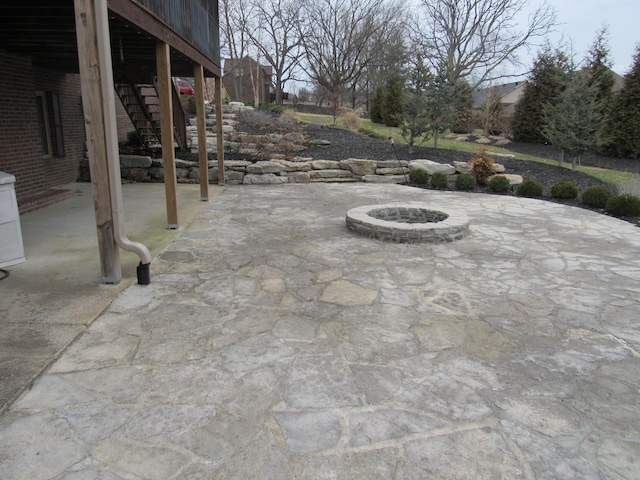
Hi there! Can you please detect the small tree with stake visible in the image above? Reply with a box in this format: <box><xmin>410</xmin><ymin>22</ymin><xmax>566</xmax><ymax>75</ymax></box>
<box><xmin>401</xmin><ymin>56</ymin><xmax>432</xmax><ymax>153</ymax></box>
<box><xmin>541</xmin><ymin>71</ymin><xmax>604</xmax><ymax>170</ymax></box>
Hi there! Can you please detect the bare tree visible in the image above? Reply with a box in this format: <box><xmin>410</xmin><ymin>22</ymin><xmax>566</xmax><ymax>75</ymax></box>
<box><xmin>413</xmin><ymin>0</ymin><xmax>557</xmax><ymax>90</ymax></box>
<box><xmin>243</xmin><ymin>0</ymin><xmax>306</xmax><ymax>104</ymax></box>
<box><xmin>298</xmin><ymin>0</ymin><xmax>405</xmax><ymax>121</ymax></box>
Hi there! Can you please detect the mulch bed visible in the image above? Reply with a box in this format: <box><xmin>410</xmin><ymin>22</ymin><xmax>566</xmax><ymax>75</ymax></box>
<box><xmin>299</xmin><ymin>124</ymin><xmax>640</xmax><ymax>228</ymax></box>
<box><xmin>164</xmin><ymin>112</ymin><xmax>640</xmax><ymax>228</ymax></box>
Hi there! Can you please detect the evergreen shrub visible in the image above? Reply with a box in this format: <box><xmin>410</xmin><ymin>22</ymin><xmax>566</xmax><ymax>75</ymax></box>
<box><xmin>489</xmin><ymin>175</ymin><xmax>511</xmax><ymax>193</ymax></box>
<box><xmin>455</xmin><ymin>174</ymin><xmax>476</xmax><ymax>191</ymax></box>
<box><xmin>550</xmin><ymin>181</ymin><xmax>579</xmax><ymax>199</ymax></box>
<box><xmin>517</xmin><ymin>179</ymin><xmax>544</xmax><ymax>197</ymax></box>
<box><xmin>605</xmin><ymin>194</ymin><xmax>640</xmax><ymax>217</ymax></box>
<box><xmin>581</xmin><ymin>186</ymin><xmax>613</xmax><ymax>208</ymax></box>
<box><xmin>409</xmin><ymin>168</ymin><xmax>430</xmax><ymax>185</ymax></box>
<box><xmin>431</xmin><ymin>171</ymin><xmax>449</xmax><ymax>189</ymax></box>
<box><xmin>127</xmin><ymin>130</ymin><xmax>142</xmax><ymax>146</ymax></box>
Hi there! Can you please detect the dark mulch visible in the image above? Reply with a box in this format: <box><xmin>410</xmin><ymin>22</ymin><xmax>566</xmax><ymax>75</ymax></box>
<box><xmin>164</xmin><ymin>112</ymin><xmax>640</xmax><ymax>227</ymax></box>
<box><xmin>300</xmin><ymin>124</ymin><xmax>640</xmax><ymax>228</ymax></box>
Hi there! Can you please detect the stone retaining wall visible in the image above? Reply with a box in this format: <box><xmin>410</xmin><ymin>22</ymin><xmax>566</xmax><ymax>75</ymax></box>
<box><xmin>80</xmin><ymin>102</ymin><xmax>520</xmax><ymax>186</ymax></box>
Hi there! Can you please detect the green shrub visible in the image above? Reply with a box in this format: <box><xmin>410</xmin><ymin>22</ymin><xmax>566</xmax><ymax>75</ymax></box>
<box><xmin>581</xmin><ymin>186</ymin><xmax>613</xmax><ymax>208</ymax></box>
<box><xmin>489</xmin><ymin>175</ymin><xmax>511</xmax><ymax>194</ymax></box>
<box><xmin>605</xmin><ymin>194</ymin><xmax>640</xmax><ymax>217</ymax></box>
<box><xmin>455</xmin><ymin>173</ymin><xmax>476</xmax><ymax>191</ymax></box>
<box><xmin>357</xmin><ymin>126</ymin><xmax>386</xmax><ymax>139</ymax></box>
<box><xmin>550</xmin><ymin>181</ymin><xmax>579</xmax><ymax>199</ymax></box>
<box><xmin>260</xmin><ymin>103</ymin><xmax>286</xmax><ymax>114</ymax></box>
<box><xmin>409</xmin><ymin>168</ymin><xmax>430</xmax><ymax>185</ymax></box>
<box><xmin>431</xmin><ymin>171</ymin><xmax>449</xmax><ymax>189</ymax></box>
<box><xmin>516</xmin><ymin>179</ymin><xmax>544</xmax><ymax>197</ymax></box>
<box><xmin>127</xmin><ymin>130</ymin><xmax>142</xmax><ymax>146</ymax></box>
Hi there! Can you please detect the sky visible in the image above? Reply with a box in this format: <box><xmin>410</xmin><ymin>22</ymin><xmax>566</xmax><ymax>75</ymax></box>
<box><xmin>518</xmin><ymin>0</ymin><xmax>639</xmax><ymax>76</ymax></box>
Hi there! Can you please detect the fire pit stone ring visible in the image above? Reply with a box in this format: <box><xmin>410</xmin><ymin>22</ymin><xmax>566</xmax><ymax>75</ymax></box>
<box><xmin>346</xmin><ymin>202</ymin><xmax>470</xmax><ymax>243</ymax></box>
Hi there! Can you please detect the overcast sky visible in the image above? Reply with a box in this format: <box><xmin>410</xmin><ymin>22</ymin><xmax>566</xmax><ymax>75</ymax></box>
<box><xmin>521</xmin><ymin>0</ymin><xmax>639</xmax><ymax>76</ymax></box>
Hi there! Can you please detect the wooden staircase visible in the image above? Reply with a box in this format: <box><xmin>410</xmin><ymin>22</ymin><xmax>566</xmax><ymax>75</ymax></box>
<box><xmin>115</xmin><ymin>80</ymin><xmax>188</xmax><ymax>150</ymax></box>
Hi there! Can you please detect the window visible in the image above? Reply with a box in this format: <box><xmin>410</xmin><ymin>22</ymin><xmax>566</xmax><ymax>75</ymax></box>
<box><xmin>35</xmin><ymin>92</ymin><xmax>52</xmax><ymax>158</ymax></box>
<box><xmin>35</xmin><ymin>91</ymin><xmax>65</xmax><ymax>158</ymax></box>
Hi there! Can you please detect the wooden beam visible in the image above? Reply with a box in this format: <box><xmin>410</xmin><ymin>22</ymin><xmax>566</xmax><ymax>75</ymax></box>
<box><xmin>156</xmin><ymin>41</ymin><xmax>178</xmax><ymax>229</ymax></box>
<box><xmin>215</xmin><ymin>76</ymin><xmax>225</xmax><ymax>186</ymax></box>
<box><xmin>194</xmin><ymin>64</ymin><xmax>209</xmax><ymax>201</ymax></box>
<box><xmin>108</xmin><ymin>0</ymin><xmax>221</xmax><ymax>77</ymax></box>
<box><xmin>74</xmin><ymin>0</ymin><xmax>121</xmax><ymax>284</ymax></box>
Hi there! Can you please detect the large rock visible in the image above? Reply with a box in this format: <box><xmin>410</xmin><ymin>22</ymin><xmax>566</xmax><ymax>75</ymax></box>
<box><xmin>339</xmin><ymin>158</ymin><xmax>377</xmax><ymax>176</ymax></box>
<box><xmin>454</xmin><ymin>160</ymin><xmax>504</xmax><ymax>174</ymax></box>
<box><xmin>362</xmin><ymin>174</ymin><xmax>407</xmax><ymax>184</ymax></box>
<box><xmin>243</xmin><ymin>173</ymin><xmax>288</xmax><ymax>185</ymax></box>
<box><xmin>275</xmin><ymin>160</ymin><xmax>312</xmax><ymax>172</ymax></box>
<box><xmin>225</xmin><ymin>171</ymin><xmax>245</xmax><ymax>184</ymax></box>
<box><xmin>287</xmin><ymin>172</ymin><xmax>310</xmax><ymax>183</ymax></box>
<box><xmin>224</xmin><ymin>160</ymin><xmax>251</xmax><ymax>171</ymax></box>
<box><xmin>311</xmin><ymin>160</ymin><xmax>342</xmax><ymax>170</ymax></box>
<box><xmin>309</xmin><ymin>169</ymin><xmax>354</xmax><ymax>179</ymax></box>
<box><xmin>120</xmin><ymin>155</ymin><xmax>152</xmax><ymax>169</ymax></box>
<box><xmin>377</xmin><ymin>160</ymin><xmax>408</xmax><ymax>168</ymax></box>
<box><xmin>492</xmin><ymin>174</ymin><xmax>523</xmax><ymax>185</ymax></box>
<box><xmin>308</xmin><ymin>139</ymin><xmax>331</xmax><ymax>147</ymax></box>
<box><xmin>284</xmin><ymin>132</ymin><xmax>306</xmax><ymax>143</ymax></box>
<box><xmin>454</xmin><ymin>161</ymin><xmax>472</xmax><ymax>174</ymax></box>
<box><xmin>376</xmin><ymin>167</ymin><xmax>408</xmax><ymax>175</ymax></box>
<box><xmin>409</xmin><ymin>159</ymin><xmax>455</xmax><ymax>175</ymax></box>
<box><xmin>246</xmin><ymin>161</ymin><xmax>284</xmax><ymax>174</ymax></box>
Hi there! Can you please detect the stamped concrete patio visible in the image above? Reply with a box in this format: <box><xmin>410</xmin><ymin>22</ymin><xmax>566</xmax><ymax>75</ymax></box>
<box><xmin>1</xmin><ymin>183</ymin><xmax>639</xmax><ymax>479</ymax></box>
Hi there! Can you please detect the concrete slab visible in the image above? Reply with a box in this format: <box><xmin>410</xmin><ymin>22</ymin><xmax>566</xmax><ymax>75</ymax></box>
<box><xmin>0</xmin><ymin>183</ymin><xmax>220</xmax><ymax>411</ymax></box>
<box><xmin>1</xmin><ymin>183</ymin><xmax>640</xmax><ymax>478</ymax></box>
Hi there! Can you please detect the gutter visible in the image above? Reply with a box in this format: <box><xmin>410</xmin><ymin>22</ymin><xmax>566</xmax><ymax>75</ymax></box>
<box><xmin>95</xmin><ymin>0</ymin><xmax>152</xmax><ymax>285</ymax></box>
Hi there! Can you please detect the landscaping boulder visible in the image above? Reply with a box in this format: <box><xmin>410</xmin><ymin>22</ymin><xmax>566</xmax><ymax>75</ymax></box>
<box><xmin>246</xmin><ymin>161</ymin><xmax>284</xmax><ymax>174</ymax></box>
<box><xmin>243</xmin><ymin>173</ymin><xmax>288</xmax><ymax>185</ymax></box>
<box><xmin>339</xmin><ymin>158</ymin><xmax>377</xmax><ymax>176</ymax></box>
<box><xmin>409</xmin><ymin>159</ymin><xmax>455</xmax><ymax>175</ymax></box>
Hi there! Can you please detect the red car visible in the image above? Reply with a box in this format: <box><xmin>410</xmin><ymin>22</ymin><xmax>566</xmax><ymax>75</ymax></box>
<box><xmin>175</xmin><ymin>78</ymin><xmax>194</xmax><ymax>96</ymax></box>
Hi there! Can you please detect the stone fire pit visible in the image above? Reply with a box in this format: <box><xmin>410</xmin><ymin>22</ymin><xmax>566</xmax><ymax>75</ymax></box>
<box><xmin>346</xmin><ymin>203</ymin><xmax>470</xmax><ymax>243</ymax></box>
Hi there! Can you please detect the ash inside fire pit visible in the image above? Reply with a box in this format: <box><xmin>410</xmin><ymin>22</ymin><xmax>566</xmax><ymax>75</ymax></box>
<box><xmin>369</xmin><ymin>207</ymin><xmax>449</xmax><ymax>224</ymax></box>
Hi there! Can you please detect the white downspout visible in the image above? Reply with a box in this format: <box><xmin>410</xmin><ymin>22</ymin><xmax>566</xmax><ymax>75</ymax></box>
<box><xmin>95</xmin><ymin>0</ymin><xmax>152</xmax><ymax>284</ymax></box>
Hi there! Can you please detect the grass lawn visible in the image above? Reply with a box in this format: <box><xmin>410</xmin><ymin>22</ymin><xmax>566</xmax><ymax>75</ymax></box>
<box><xmin>294</xmin><ymin>112</ymin><xmax>640</xmax><ymax>189</ymax></box>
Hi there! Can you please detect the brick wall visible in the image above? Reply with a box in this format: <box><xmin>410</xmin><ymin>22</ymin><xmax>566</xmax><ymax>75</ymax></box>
<box><xmin>0</xmin><ymin>50</ymin><xmax>86</xmax><ymax>213</ymax></box>
<box><xmin>116</xmin><ymin>95</ymin><xmax>134</xmax><ymax>143</ymax></box>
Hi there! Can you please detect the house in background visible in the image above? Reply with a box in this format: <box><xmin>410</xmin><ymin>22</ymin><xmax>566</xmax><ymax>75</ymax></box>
<box><xmin>222</xmin><ymin>56</ymin><xmax>273</xmax><ymax>105</ymax></box>
<box><xmin>0</xmin><ymin>0</ymin><xmax>223</xmax><ymax>284</ymax></box>
<box><xmin>473</xmin><ymin>81</ymin><xmax>528</xmax><ymax>117</ymax></box>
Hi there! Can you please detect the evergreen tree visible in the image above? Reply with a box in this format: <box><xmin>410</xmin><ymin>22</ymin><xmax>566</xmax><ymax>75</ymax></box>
<box><xmin>450</xmin><ymin>81</ymin><xmax>474</xmax><ymax>134</ymax></box>
<box><xmin>603</xmin><ymin>46</ymin><xmax>640</xmax><ymax>159</ymax></box>
<box><xmin>401</xmin><ymin>56</ymin><xmax>432</xmax><ymax>153</ymax></box>
<box><xmin>512</xmin><ymin>44</ymin><xmax>571</xmax><ymax>143</ymax></box>
<box><xmin>369</xmin><ymin>85</ymin><xmax>385</xmax><ymax>124</ymax></box>
<box><xmin>424</xmin><ymin>63</ymin><xmax>456</xmax><ymax>148</ymax></box>
<box><xmin>382</xmin><ymin>72</ymin><xmax>404</xmax><ymax>127</ymax></box>
<box><xmin>541</xmin><ymin>71</ymin><xmax>605</xmax><ymax>170</ymax></box>
<box><xmin>585</xmin><ymin>26</ymin><xmax>615</xmax><ymax>111</ymax></box>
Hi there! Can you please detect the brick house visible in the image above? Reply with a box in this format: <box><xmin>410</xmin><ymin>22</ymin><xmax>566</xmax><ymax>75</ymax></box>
<box><xmin>0</xmin><ymin>0</ymin><xmax>223</xmax><ymax>283</ymax></box>
<box><xmin>222</xmin><ymin>56</ymin><xmax>273</xmax><ymax>104</ymax></box>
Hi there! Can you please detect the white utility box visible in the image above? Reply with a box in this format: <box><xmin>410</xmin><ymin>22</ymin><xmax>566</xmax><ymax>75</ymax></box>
<box><xmin>0</xmin><ymin>171</ymin><xmax>26</xmax><ymax>268</ymax></box>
